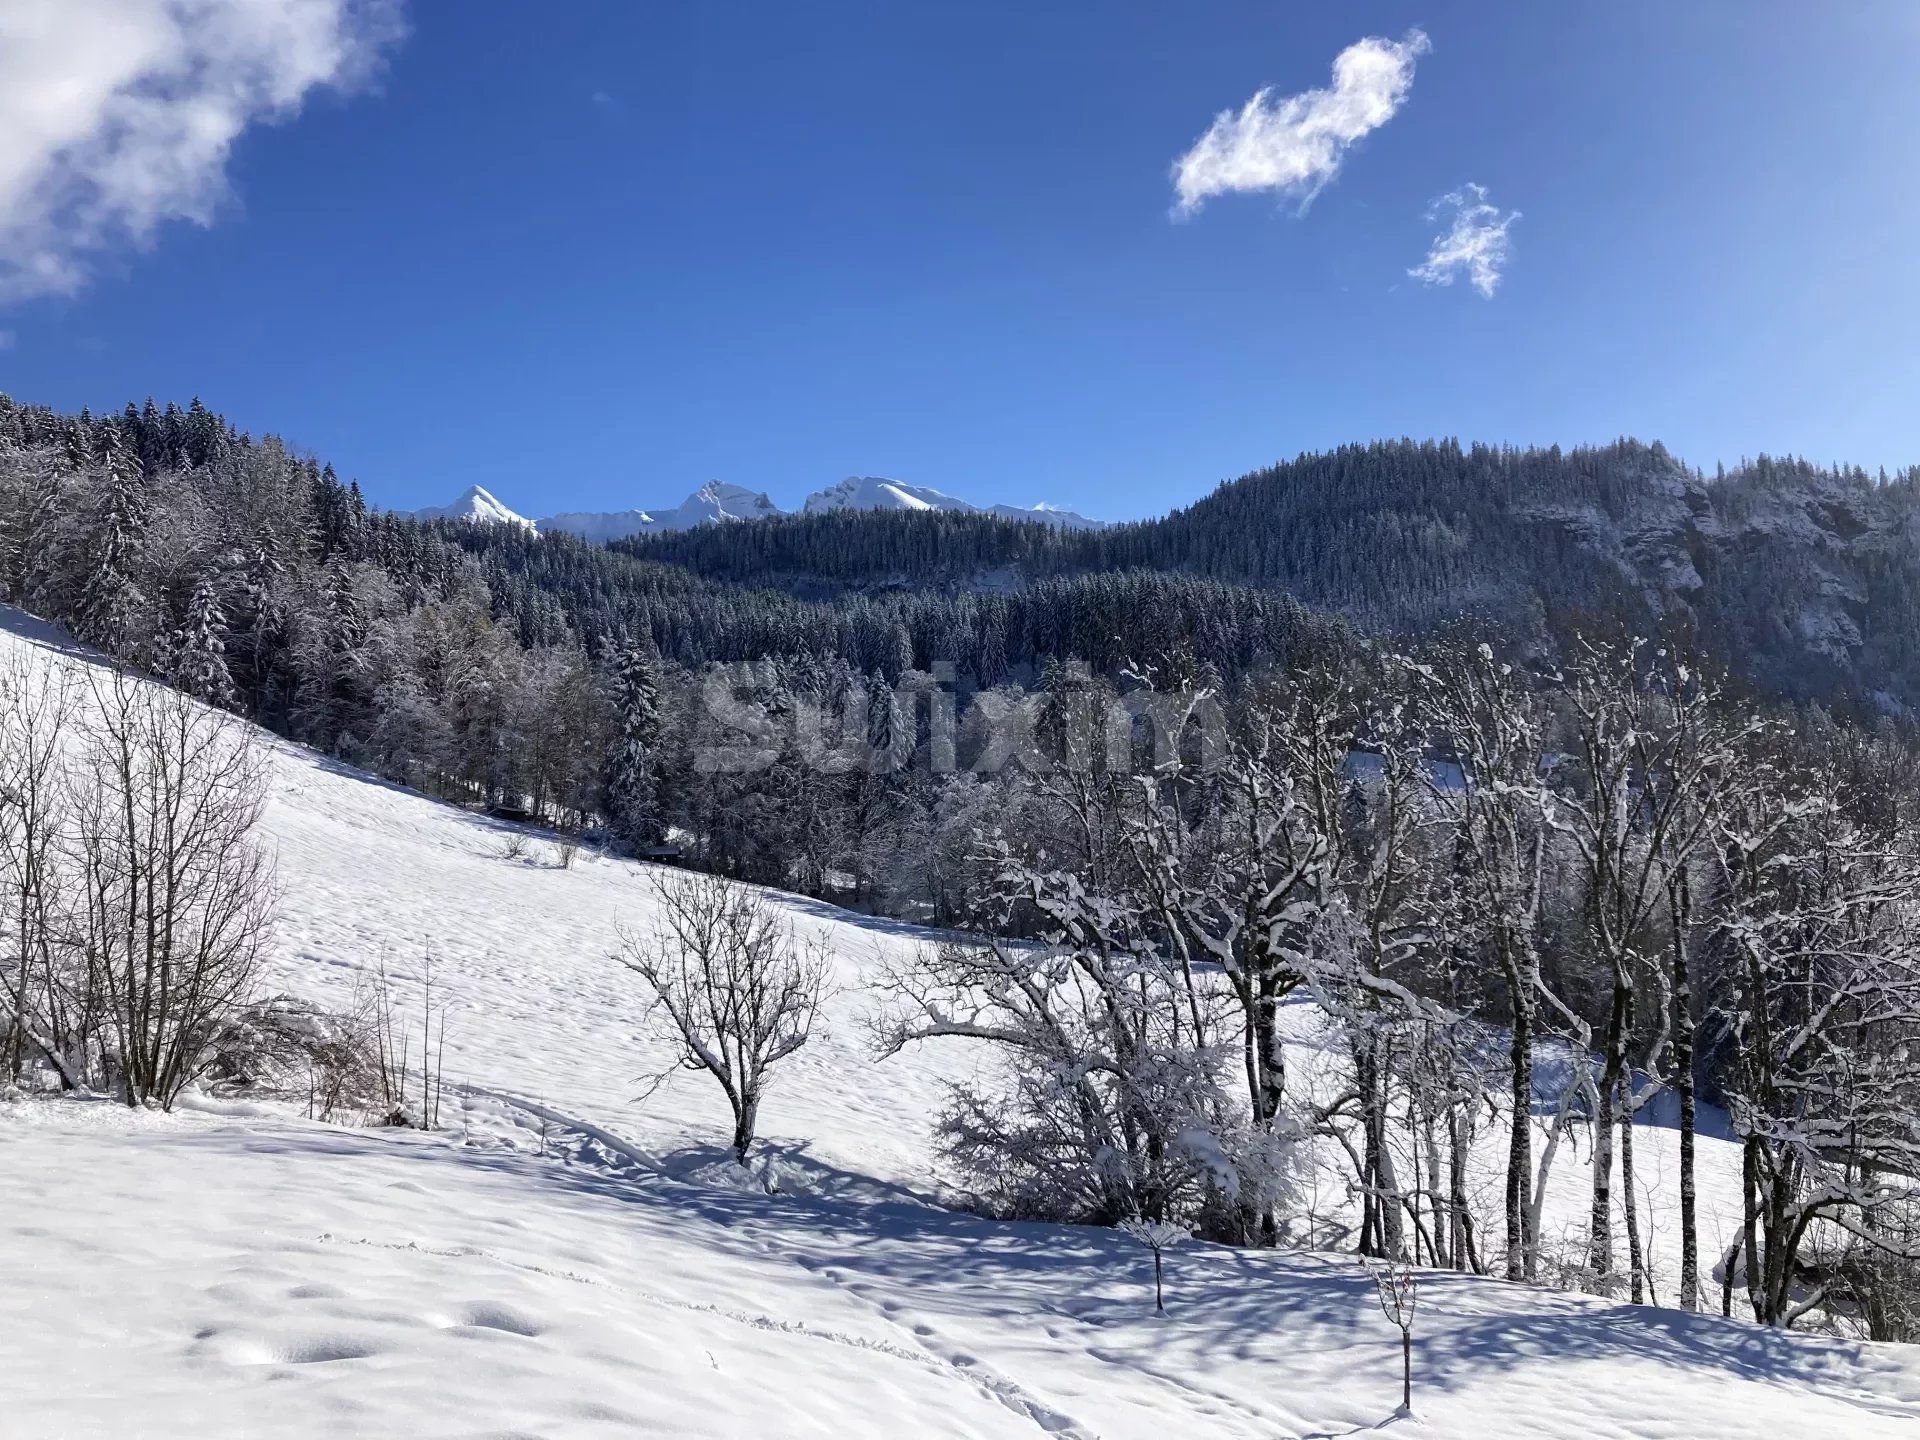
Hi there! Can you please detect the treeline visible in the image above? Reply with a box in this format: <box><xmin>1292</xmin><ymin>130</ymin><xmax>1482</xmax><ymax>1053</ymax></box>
<box><xmin>625</xmin><ymin>438</ymin><xmax>1693</xmax><ymax>621</ymax></box>
<box><xmin>447</xmin><ymin>518</ymin><xmax>1339</xmax><ymax>684</ymax></box>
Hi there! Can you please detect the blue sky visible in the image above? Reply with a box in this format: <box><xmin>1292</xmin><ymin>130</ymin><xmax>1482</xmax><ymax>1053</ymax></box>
<box><xmin>2</xmin><ymin>1</ymin><xmax>1917</xmax><ymax>520</ymax></box>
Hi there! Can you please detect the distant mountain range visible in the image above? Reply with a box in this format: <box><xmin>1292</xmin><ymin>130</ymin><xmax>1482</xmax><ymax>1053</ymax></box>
<box><xmin>403</xmin><ymin>477</ymin><xmax>1105</xmax><ymax>538</ymax></box>
<box><xmin>542</xmin><ymin>481</ymin><xmax>782</xmax><ymax>542</ymax></box>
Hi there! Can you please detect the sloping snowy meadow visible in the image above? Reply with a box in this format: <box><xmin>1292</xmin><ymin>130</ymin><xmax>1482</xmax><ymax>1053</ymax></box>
<box><xmin>6</xmin><ymin>605</ymin><xmax>1920</xmax><ymax>1437</ymax></box>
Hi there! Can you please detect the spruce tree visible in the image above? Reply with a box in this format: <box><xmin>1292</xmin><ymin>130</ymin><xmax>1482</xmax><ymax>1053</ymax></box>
<box><xmin>605</xmin><ymin>640</ymin><xmax>664</xmax><ymax>847</ymax></box>
<box><xmin>74</xmin><ymin>423</ymin><xmax>147</xmax><ymax>656</ymax></box>
<box><xmin>171</xmin><ymin>574</ymin><xmax>238</xmax><ymax>709</ymax></box>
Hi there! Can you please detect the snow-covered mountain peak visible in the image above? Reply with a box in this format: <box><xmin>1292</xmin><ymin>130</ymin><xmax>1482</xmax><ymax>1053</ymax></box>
<box><xmin>681</xmin><ymin>480</ymin><xmax>781</xmax><ymax>522</ymax></box>
<box><xmin>800</xmin><ymin>476</ymin><xmax>1104</xmax><ymax>528</ymax></box>
<box><xmin>408</xmin><ymin>485</ymin><xmax>534</xmax><ymax>529</ymax></box>
<box><xmin>539</xmin><ymin>481</ymin><xmax>780</xmax><ymax>542</ymax></box>
<box><xmin>802</xmin><ymin>476</ymin><xmax>968</xmax><ymax>515</ymax></box>
<box><xmin>985</xmin><ymin>500</ymin><xmax>1107</xmax><ymax>530</ymax></box>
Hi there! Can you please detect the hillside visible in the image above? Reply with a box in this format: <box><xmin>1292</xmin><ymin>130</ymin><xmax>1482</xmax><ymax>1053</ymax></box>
<box><xmin>6</xmin><ymin>606</ymin><xmax>1920</xmax><ymax>1436</ymax></box>
<box><xmin>622</xmin><ymin>440</ymin><xmax>1920</xmax><ymax>712</ymax></box>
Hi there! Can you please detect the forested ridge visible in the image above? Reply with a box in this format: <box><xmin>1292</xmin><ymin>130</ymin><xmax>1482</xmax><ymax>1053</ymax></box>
<box><xmin>16</xmin><ymin>391</ymin><xmax>1920</xmax><ymax>713</ymax></box>
<box><xmin>628</xmin><ymin>437</ymin><xmax>1920</xmax><ymax>713</ymax></box>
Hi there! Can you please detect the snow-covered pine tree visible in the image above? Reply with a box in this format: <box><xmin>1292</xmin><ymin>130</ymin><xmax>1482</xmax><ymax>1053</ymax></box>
<box><xmin>62</xmin><ymin>415</ymin><xmax>94</xmax><ymax>475</ymax></box>
<box><xmin>291</xmin><ymin>558</ymin><xmax>370</xmax><ymax>752</ymax></box>
<box><xmin>73</xmin><ymin>423</ymin><xmax>148</xmax><ymax>658</ymax></box>
<box><xmin>865</xmin><ymin>666</ymin><xmax>910</xmax><ymax>773</ymax></box>
<box><xmin>170</xmin><ymin>573</ymin><xmax>238</xmax><ymax>710</ymax></box>
<box><xmin>605</xmin><ymin>640</ymin><xmax>664</xmax><ymax>848</ymax></box>
<box><xmin>0</xmin><ymin>439</ymin><xmax>63</xmax><ymax>607</ymax></box>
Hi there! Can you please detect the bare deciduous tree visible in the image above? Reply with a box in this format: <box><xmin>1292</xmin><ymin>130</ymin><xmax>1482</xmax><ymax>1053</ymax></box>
<box><xmin>1119</xmin><ymin>1217</ymin><xmax>1189</xmax><ymax>1312</ymax></box>
<box><xmin>0</xmin><ymin>650</ymin><xmax>86</xmax><ymax>1087</ymax></box>
<box><xmin>1708</xmin><ymin>772</ymin><xmax>1920</xmax><ymax>1327</ymax></box>
<box><xmin>1407</xmin><ymin>640</ymin><xmax>1554</xmax><ymax>1282</ymax></box>
<box><xmin>1370</xmin><ymin>1258</ymin><xmax>1420</xmax><ymax>1416</ymax></box>
<box><xmin>1553</xmin><ymin>637</ymin><xmax>1758</xmax><ymax>1298</ymax></box>
<box><xmin>74</xmin><ymin>670</ymin><xmax>275</xmax><ymax>1109</ymax></box>
<box><xmin>616</xmin><ymin>870</ymin><xmax>828</xmax><ymax>1163</ymax></box>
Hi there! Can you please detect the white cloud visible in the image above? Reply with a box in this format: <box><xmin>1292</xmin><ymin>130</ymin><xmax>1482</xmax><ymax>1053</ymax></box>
<box><xmin>1409</xmin><ymin>183</ymin><xmax>1518</xmax><ymax>298</ymax></box>
<box><xmin>1172</xmin><ymin>29</ymin><xmax>1430</xmax><ymax>216</ymax></box>
<box><xmin>0</xmin><ymin>0</ymin><xmax>406</xmax><ymax>302</ymax></box>
<box><xmin>0</xmin><ymin>330</ymin><xmax>14</xmax><ymax>350</ymax></box>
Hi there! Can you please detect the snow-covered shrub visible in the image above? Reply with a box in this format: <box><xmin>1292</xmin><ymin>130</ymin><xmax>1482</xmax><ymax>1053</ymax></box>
<box><xmin>885</xmin><ymin>924</ymin><xmax>1239</xmax><ymax>1230</ymax></box>
<box><xmin>205</xmin><ymin>994</ymin><xmax>382</xmax><ymax>1121</ymax></box>
<box><xmin>932</xmin><ymin>1049</ymin><xmax>1227</xmax><ymax>1226</ymax></box>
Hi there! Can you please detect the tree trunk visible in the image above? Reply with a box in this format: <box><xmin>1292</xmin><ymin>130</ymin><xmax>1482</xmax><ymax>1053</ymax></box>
<box><xmin>1622</xmin><ymin>1109</ymin><xmax>1647</xmax><ymax>1304</ymax></box>
<box><xmin>1742</xmin><ymin>1138</ymin><xmax>1764</xmax><ymax>1322</ymax></box>
<box><xmin>1422</xmin><ymin>1108</ymin><xmax>1445</xmax><ymax>1270</ymax></box>
<box><xmin>1671</xmin><ymin>875</ymin><xmax>1700</xmax><ymax>1311</ymax></box>
<box><xmin>1589</xmin><ymin>970</ymin><xmax>1630</xmax><ymax>1285</ymax></box>
<box><xmin>1720</xmin><ymin>1232</ymin><xmax>1741</xmax><ymax>1318</ymax></box>
<box><xmin>1356</xmin><ymin>1043</ymin><xmax>1380</xmax><ymax>1256</ymax></box>
<box><xmin>1447</xmin><ymin>1103</ymin><xmax>1480</xmax><ymax>1273</ymax></box>
<box><xmin>1373</xmin><ymin>1085</ymin><xmax>1406</xmax><ymax>1260</ymax></box>
<box><xmin>1252</xmin><ymin>975</ymin><xmax>1285</xmax><ymax>1246</ymax></box>
<box><xmin>1506</xmin><ymin>967</ymin><xmax>1536</xmax><ymax>1281</ymax></box>
<box><xmin>731</xmin><ymin>1095</ymin><xmax>757</xmax><ymax>1165</ymax></box>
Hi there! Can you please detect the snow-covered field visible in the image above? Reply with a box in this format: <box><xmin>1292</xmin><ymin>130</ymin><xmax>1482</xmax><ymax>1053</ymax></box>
<box><xmin>6</xmin><ymin>604</ymin><xmax>1920</xmax><ymax>1438</ymax></box>
<box><xmin>10</xmin><ymin>1098</ymin><xmax>1920</xmax><ymax>1439</ymax></box>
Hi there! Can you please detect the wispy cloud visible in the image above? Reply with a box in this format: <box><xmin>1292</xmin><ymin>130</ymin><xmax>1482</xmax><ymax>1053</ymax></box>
<box><xmin>1172</xmin><ymin>29</ymin><xmax>1430</xmax><ymax>217</ymax></box>
<box><xmin>0</xmin><ymin>330</ymin><xmax>14</xmax><ymax>350</ymax></box>
<box><xmin>0</xmin><ymin>0</ymin><xmax>407</xmax><ymax>303</ymax></box>
<box><xmin>1409</xmin><ymin>184</ymin><xmax>1519</xmax><ymax>298</ymax></box>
